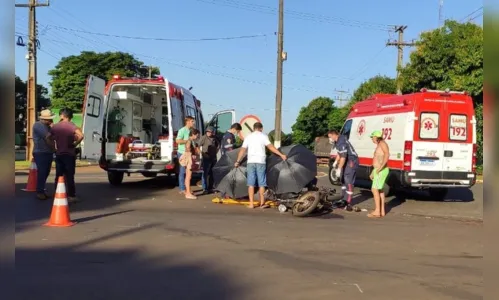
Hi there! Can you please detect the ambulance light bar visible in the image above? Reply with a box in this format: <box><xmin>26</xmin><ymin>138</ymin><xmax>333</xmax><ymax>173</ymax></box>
<box><xmin>420</xmin><ymin>88</ymin><xmax>468</xmax><ymax>95</ymax></box>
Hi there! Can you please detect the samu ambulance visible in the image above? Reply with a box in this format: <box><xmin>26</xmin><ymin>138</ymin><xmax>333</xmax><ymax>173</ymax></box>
<box><xmin>80</xmin><ymin>74</ymin><xmax>236</xmax><ymax>186</ymax></box>
<box><xmin>329</xmin><ymin>88</ymin><xmax>478</xmax><ymax>200</ymax></box>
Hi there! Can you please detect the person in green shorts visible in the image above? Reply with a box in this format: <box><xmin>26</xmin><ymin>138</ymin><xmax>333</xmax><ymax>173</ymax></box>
<box><xmin>368</xmin><ymin>130</ymin><xmax>390</xmax><ymax>218</ymax></box>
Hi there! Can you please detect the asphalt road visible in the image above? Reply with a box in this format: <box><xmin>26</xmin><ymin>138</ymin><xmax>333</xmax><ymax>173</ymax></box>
<box><xmin>315</xmin><ymin>167</ymin><xmax>483</xmax><ymax>220</ymax></box>
<box><xmin>15</xmin><ymin>167</ymin><xmax>483</xmax><ymax>300</ymax></box>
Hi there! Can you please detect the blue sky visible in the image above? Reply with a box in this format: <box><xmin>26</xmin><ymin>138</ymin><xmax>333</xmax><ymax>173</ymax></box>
<box><xmin>14</xmin><ymin>0</ymin><xmax>482</xmax><ymax>132</ymax></box>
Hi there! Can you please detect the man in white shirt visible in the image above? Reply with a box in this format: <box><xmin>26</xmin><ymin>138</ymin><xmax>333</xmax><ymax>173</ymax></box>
<box><xmin>235</xmin><ymin>122</ymin><xmax>287</xmax><ymax>209</ymax></box>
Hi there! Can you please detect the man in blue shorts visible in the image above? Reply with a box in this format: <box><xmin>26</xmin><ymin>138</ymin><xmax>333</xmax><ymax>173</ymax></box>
<box><xmin>235</xmin><ymin>122</ymin><xmax>287</xmax><ymax>209</ymax></box>
<box><xmin>328</xmin><ymin>129</ymin><xmax>359</xmax><ymax>211</ymax></box>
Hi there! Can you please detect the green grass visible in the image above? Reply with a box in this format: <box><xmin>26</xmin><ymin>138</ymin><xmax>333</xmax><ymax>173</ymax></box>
<box><xmin>15</xmin><ymin>160</ymin><xmax>95</xmax><ymax>170</ymax></box>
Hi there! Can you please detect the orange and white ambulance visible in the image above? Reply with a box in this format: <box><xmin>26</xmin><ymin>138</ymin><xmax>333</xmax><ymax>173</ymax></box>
<box><xmin>329</xmin><ymin>89</ymin><xmax>478</xmax><ymax>200</ymax></box>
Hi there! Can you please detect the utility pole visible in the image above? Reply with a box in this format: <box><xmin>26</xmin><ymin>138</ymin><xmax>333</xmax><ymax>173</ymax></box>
<box><xmin>386</xmin><ymin>26</ymin><xmax>415</xmax><ymax>95</ymax></box>
<box><xmin>273</xmin><ymin>0</ymin><xmax>286</xmax><ymax>148</ymax></box>
<box><xmin>334</xmin><ymin>89</ymin><xmax>350</xmax><ymax>108</ymax></box>
<box><xmin>439</xmin><ymin>0</ymin><xmax>444</xmax><ymax>27</ymax></box>
<box><xmin>16</xmin><ymin>0</ymin><xmax>49</xmax><ymax>161</ymax></box>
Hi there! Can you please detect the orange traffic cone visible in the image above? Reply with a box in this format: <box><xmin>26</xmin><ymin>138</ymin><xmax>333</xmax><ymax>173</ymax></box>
<box><xmin>44</xmin><ymin>176</ymin><xmax>75</xmax><ymax>227</ymax></box>
<box><xmin>21</xmin><ymin>159</ymin><xmax>38</xmax><ymax>192</ymax></box>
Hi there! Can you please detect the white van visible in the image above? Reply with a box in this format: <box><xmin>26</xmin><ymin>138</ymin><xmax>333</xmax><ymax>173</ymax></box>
<box><xmin>329</xmin><ymin>89</ymin><xmax>478</xmax><ymax>200</ymax></box>
<box><xmin>81</xmin><ymin>74</ymin><xmax>236</xmax><ymax>185</ymax></box>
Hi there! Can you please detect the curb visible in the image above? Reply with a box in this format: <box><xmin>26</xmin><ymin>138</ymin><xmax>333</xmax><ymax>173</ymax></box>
<box><xmin>15</xmin><ymin>163</ymin><xmax>98</xmax><ymax>171</ymax></box>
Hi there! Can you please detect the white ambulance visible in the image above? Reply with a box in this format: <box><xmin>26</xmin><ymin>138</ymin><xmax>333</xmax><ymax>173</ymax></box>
<box><xmin>81</xmin><ymin>74</ymin><xmax>236</xmax><ymax>185</ymax></box>
<box><xmin>329</xmin><ymin>89</ymin><xmax>478</xmax><ymax>200</ymax></box>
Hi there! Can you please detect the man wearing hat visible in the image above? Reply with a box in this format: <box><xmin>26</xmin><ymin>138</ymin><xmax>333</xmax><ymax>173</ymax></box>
<box><xmin>198</xmin><ymin>126</ymin><xmax>219</xmax><ymax>194</ymax></box>
<box><xmin>32</xmin><ymin>109</ymin><xmax>55</xmax><ymax>200</ymax></box>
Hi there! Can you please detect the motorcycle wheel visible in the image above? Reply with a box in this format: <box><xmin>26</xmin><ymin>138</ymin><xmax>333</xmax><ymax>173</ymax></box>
<box><xmin>292</xmin><ymin>191</ymin><xmax>321</xmax><ymax>217</ymax></box>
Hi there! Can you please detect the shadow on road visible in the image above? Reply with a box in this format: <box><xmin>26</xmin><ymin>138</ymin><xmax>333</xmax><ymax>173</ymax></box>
<box><xmin>15</xmin><ymin>176</ymin><xmax>180</xmax><ymax>230</ymax></box>
<box><xmin>16</xmin><ymin>223</ymin><xmax>246</xmax><ymax>300</ymax></box>
<box><xmin>349</xmin><ymin>179</ymin><xmax>475</xmax><ymax>205</ymax></box>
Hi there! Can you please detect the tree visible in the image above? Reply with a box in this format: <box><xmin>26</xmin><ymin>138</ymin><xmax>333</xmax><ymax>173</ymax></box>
<box><xmin>48</xmin><ymin>51</ymin><xmax>160</xmax><ymax>112</ymax></box>
<box><xmin>291</xmin><ymin>97</ymin><xmax>335</xmax><ymax>148</ymax></box>
<box><xmin>328</xmin><ymin>75</ymin><xmax>396</xmax><ymax>130</ymax></box>
<box><xmin>399</xmin><ymin>20</ymin><xmax>483</xmax><ymax>164</ymax></box>
<box><xmin>15</xmin><ymin>75</ymin><xmax>51</xmax><ymax>117</ymax></box>
<box><xmin>399</xmin><ymin>20</ymin><xmax>483</xmax><ymax>102</ymax></box>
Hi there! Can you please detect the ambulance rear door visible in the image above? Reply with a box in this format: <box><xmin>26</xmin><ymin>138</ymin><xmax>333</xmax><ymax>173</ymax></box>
<box><xmin>81</xmin><ymin>75</ymin><xmax>107</xmax><ymax>161</ymax></box>
<box><xmin>442</xmin><ymin>101</ymin><xmax>475</xmax><ymax>173</ymax></box>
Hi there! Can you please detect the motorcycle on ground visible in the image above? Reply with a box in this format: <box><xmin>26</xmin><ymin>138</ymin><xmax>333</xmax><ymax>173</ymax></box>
<box><xmin>264</xmin><ymin>180</ymin><xmax>344</xmax><ymax>217</ymax></box>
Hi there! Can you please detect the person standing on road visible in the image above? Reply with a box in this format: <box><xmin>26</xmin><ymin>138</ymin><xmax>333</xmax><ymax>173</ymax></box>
<box><xmin>180</xmin><ymin>128</ymin><xmax>201</xmax><ymax>200</ymax></box>
<box><xmin>220</xmin><ymin>123</ymin><xmax>242</xmax><ymax>156</ymax></box>
<box><xmin>199</xmin><ymin>126</ymin><xmax>219</xmax><ymax>194</ymax></box>
<box><xmin>328</xmin><ymin>130</ymin><xmax>359</xmax><ymax>211</ymax></box>
<box><xmin>368</xmin><ymin>130</ymin><xmax>390</xmax><ymax>218</ymax></box>
<box><xmin>176</xmin><ymin>116</ymin><xmax>196</xmax><ymax>194</ymax></box>
<box><xmin>235</xmin><ymin>122</ymin><xmax>287</xmax><ymax>209</ymax></box>
<box><xmin>45</xmin><ymin>108</ymin><xmax>84</xmax><ymax>203</ymax></box>
<box><xmin>32</xmin><ymin>109</ymin><xmax>55</xmax><ymax>200</ymax></box>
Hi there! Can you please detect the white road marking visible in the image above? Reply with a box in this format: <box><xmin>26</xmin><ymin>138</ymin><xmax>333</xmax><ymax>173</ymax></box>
<box><xmin>332</xmin><ymin>282</ymin><xmax>364</xmax><ymax>293</ymax></box>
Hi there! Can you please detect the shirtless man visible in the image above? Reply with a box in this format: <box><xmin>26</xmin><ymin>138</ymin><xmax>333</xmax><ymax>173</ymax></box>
<box><xmin>368</xmin><ymin>130</ymin><xmax>390</xmax><ymax>218</ymax></box>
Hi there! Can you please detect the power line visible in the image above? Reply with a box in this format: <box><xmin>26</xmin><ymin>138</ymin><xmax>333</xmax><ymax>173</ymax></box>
<box><xmin>460</xmin><ymin>6</ymin><xmax>483</xmax><ymax>22</ymax></box>
<box><xmin>16</xmin><ymin>35</ymin><xmax>315</xmax><ymax>111</ymax></box>
<box><xmin>195</xmin><ymin>0</ymin><xmax>394</xmax><ymax>31</ymax></box>
<box><xmin>16</xmin><ymin>31</ymin><xmax>354</xmax><ymax>83</ymax></box>
<box><xmin>46</xmin><ymin>24</ymin><xmax>273</xmax><ymax>42</ymax></box>
<box><xmin>347</xmin><ymin>46</ymin><xmax>388</xmax><ymax>80</ymax></box>
<box><xmin>469</xmin><ymin>12</ymin><xmax>483</xmax><ymax>22</ymax></box>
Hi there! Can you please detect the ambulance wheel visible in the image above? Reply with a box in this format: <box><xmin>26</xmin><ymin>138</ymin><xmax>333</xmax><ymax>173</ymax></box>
<box><xmin>328</xmin><ymin>166</ymin><xmax>341</xmax><ymax>186</ymax></box>
<box><xmin>428</xmin><ymin>188</ymin><xmax>448</xmax><ymax>201</ymax></box>
<box><xmin>108</xmin><ymin>171</ymin><xmax>124</xmax><ymax>186</ymax></box>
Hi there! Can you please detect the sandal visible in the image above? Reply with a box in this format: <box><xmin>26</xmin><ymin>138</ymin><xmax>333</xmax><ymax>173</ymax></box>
<box><xmin>367</xmin><ymin>212</ymin><xmax>381</xmax><ymax>218</ymax></box>
<box><xmin>259</xmin><ymin>203</ymin><xmax>270</xmax><ymax>209</ymax></box>
<box><xmin>185</xmin><ymin>194</ymin><xmax>197</xmax><ymax>200</ymax></box>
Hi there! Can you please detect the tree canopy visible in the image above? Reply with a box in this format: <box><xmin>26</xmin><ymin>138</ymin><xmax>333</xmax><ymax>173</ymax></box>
<box><xmin>15</xmin><ymin>75</ymin><xmax>50</xmax><ymax>116</ymax></box>
<box><xmin>48</xmin><ymin>51</ymin><xmax>160</xmax><ymax>112</ymax></box>
<box><xmin>399</xmin><ymin>20</ymin><xmax>483</xmax><ymax>101</ymax></box>
<box><xmin>400</xmin><ymin>20</ymin><xmax>483</xmax><ymax>163</ymax></box>
<box><xmin>291</xmin><ymin>97</ymin><xmax>335</xmax><ymax>148</ymax></box>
